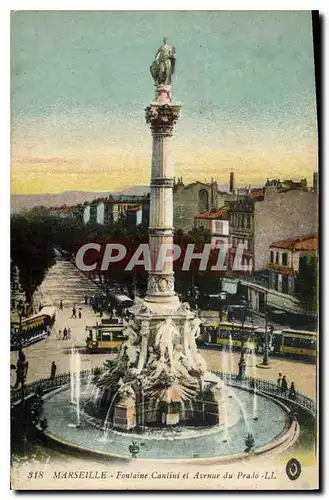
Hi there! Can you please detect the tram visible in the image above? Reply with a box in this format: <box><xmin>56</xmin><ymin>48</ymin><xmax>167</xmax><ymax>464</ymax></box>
<box><xmin>109</xmin><ymin>293</ymin><xmax>134</xmax><ymax>315</ymax></box>
<box><xmin>85</xmin><ymin>317</ymin><xmax>127</xmax><ymax>352</ymax></box>
<box><xmin>273</xmin><ymin>329</ymin><xmax>317</xmax><ymax>359</ymax></box>
<box><xmin>10</xmin><ymin>306</ymin><xmax>57</xmax><ymax>350</ymax></box>
<box><xmin>200</xmin><ymin>321</ymin><xmax>317</xmax><ymax>361</ymax></box>
<box><xmin>201</xmin><ymin>321</ymin><xmax>257</xmax><ymax>351</ymax></box>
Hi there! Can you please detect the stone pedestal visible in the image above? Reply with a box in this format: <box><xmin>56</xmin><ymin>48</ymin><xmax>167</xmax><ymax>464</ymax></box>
<box><xmin>165</xmin><ymin>412</ymin><xmax>180</xmax><ymax>426</ymax></box>
<box><xmin>113</xmin><ymin>396</ymin><xmax>136</xmax><ymax>430</ymax></box>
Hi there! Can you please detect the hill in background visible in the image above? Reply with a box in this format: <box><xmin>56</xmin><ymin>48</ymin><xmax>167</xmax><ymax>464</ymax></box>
<box><xmin>11</xmin><ymin>185</ymin><xmax>150</xmax><ymax>213</ymax></box>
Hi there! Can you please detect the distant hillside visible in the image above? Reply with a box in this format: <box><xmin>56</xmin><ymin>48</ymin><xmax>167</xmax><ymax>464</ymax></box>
<box><xmin>11</xmin><ymin>185</ymin><xmax>150</xmax><ymax>213</ymax></box>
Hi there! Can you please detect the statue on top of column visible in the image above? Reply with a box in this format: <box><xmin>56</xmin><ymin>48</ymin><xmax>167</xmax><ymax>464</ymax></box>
<box><xmin>150</xmin><ymin>37</ymin><xmax>176</xmax><ymax>86</ymax></box>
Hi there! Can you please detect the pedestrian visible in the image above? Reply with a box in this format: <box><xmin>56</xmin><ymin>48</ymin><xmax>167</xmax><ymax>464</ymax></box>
<box><xmin>281</xmin><ymin>375</ymin><xmax>288</xmax><ymax>396</ymax></box>
<box><xmin>71</xmin><ymin>306</ymin><xmax>77</xmax><ymax>318</ymax></box>
<box><xmin>288</xmin><ymin>382</ymin><xmax>296</xmax><ymax>400</ymax></box>
<box><xmin>78</xmin><ymin>310</ymin><xmax>82</xmax><ymax>319</ymax></box>
<box><xmin>63</xmin><ymin>327</ymin><xmax>68</xmax><ymax>340</ymax></box>
<box><xmin>50</xmin><ymin>361</ymin><xmax>57</xmax><ymax>379</ymax></box>
<box><xmin>84</xmin><ymin>295</ymin><xmax>88</xmax><ymax>305</ymax></box>
<box><xmin>59</xmin><ymin>300</ymin><xmax>63</xmax><ymax>310</ymax></box>
<box><xmin>67</xmin><ymin>327</ymin><xmax>71</xmax><ymax>340</ymax></box>
<box><xmin>57</xmin><ymin>329</ymin><xmax>62</xmax><ymax>340</ymax></box>
<box><xmin>277</xmin><ymin>373</ymin><xmax>282</xmax><ymax>392</ymax></box>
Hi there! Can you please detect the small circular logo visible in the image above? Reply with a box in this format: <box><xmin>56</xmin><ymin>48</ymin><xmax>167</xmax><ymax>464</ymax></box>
<box><xmin>286</xmin><ymin>458</ymin><xmax>302</xmax><ymax>481</ymax></box>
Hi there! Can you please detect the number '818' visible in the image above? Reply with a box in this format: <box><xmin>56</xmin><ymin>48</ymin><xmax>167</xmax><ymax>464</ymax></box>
<box><xmin>28</xmin><ymin>471</ymin><xmax>44</xmax><ymax>479</ymax></box>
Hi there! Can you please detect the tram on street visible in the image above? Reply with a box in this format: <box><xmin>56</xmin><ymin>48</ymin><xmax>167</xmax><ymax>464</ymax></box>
<box><xmin>200</xmin><ymin>321</ymin><xmax>257</xmax><ymax>351</ymax></box>
<box><xmin>199</xmin><ymin>321</ymin><xmax>317</xmax><ymax>361</ymax></box>
<box><xmin>109</xmin><ymin>293</ymin><xmax>134</xmax><ymax>315</ymax></box>
<box><xmin>272</xmin><ymin>329</ymin><xmax>317</xmax><ymax>360</ymax></box>
<box><xmin>85</xmin><ymin>317</ymin><xmax>127</xmax><ymax>352</ymax></box>
<box><xmin>10</xmin><ymin>306</ymin><xmax>57</xmax><ymax>350</ymax></box>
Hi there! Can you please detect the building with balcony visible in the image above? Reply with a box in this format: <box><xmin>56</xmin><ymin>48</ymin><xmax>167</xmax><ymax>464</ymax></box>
<box><xmin>227</xmin><ymin>189</ymin><xmax>264</xmax><ymax>273</ymax></box>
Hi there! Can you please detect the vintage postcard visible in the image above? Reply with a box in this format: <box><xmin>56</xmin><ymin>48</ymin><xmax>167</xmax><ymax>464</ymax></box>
<box><xmin>10</xmin><ymin>10</ymin><xmax>319</xmax><ymax>490</ymax></box>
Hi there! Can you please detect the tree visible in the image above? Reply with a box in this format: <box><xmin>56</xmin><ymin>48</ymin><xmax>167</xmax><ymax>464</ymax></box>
<box><xmin>11</xmin><ymin>210</ymin><xmax>56</xmax><ymax>305</ymax></box>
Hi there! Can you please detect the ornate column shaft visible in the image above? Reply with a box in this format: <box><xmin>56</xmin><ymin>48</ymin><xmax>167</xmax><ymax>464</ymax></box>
<box><xmin>144</xmin><ymin>86</ymin><xmax>181</xmax><ymax>309</ymax></box>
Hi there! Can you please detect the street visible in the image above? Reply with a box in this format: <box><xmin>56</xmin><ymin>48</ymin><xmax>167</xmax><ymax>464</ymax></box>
<box><xmin>10</xmin><ymin>257</ymin><xmax>316</xmax><ymax>400</ymax></box>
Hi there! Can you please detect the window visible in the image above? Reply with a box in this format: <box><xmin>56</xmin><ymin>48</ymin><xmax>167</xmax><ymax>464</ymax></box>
<box><xmin>246</xmin><ymin>215</ymin><xmax>251</xmax><ymax>229</ymax></box>
<box><xmin>275</xmin><ymin>252</ymin><xmax>279</xmax><ymax>264</ymax></box>
<box><xmin>270</xmin><ymin>251</ymin><xmax>274</xmax><ymax>263</ymax></box>
<box><xmin>215</xmin><ymin>221</ymin><xmax>223</xmax><ymax>233</ymax></box>
<box><xmin>282</xmin><ymin>274</ymin><xmax>289</xmax><ymax>294</ymax></box>
<box><xmin>282</xmin><ymin>253</ymin><xmax>288</xmax><ymax>266</ymax></box>
<box><xmin>198</xmin><ymin>189</ymin><xmax>209</xmax><ymax>212</ymax></box>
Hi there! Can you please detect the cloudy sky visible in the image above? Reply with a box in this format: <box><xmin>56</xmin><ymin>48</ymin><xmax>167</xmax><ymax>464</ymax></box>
<box><xmin>11</xmin><ymin>10</ymin><xmax>318</xmax><ymax>194</ymax></box>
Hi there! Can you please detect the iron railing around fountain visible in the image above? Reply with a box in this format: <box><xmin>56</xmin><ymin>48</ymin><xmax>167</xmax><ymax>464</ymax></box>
<box><xmin>213</xmin><ymin>370</ymin><xmax>316</xmax><ymax>417</ymax></box>
<box><xmin>10</xmin><ymin>367</ymin><xmax>106</xmax><ymax>405</ymax></box>
<box><xmin>10</xmin><ymin>368</ymin><xmax>316</xmax><ymax>417</ymax></box>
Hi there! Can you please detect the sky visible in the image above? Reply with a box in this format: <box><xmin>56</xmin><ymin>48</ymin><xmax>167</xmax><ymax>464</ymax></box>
<box><xmin>11</xmin><ymin>10</ymin><xmax>318</xmax><ymax>194</ymax></box>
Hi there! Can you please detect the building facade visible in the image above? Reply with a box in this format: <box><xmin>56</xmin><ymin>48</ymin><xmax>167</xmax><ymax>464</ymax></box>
<box><xmin>126</xmin><ymin>205</ymin><xmax>149</xmax><ymax>226</ymax></box>
<box><xmin>254</xmin><ymin>185</ymin><xmax>318</xmax><ymax>271</ymax></box>
<box><xmin>80</xmin><ymin>195</ymin><xmax>150</xmax><ymax>225</ymax></box>
<box><xmin>173</xmin><ymin>178</ymin><xmax>235</xmax><ymax>232</ymax></box>
<box><xmin>227</xmin><ymin>189</ymin><xmax>264</xmax><ymax>273</ymax></box>
<box><xmin>268</xmin><ymin>234</ymin><xmax>318</xmax><ymax>295</ymax></box>
<box><xmin>194</xmin><ymin>208</ymin><xmax>229</xmax><ymax>249</ymax></box>
<box><xmin>48</xmin><ymin>206</ymin><xmax>75</xmax><ymax>219</ymax></box>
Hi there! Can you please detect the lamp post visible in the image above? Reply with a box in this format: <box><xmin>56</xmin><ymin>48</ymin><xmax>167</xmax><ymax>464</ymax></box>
<box><xmin>237</xmin><ymin>297</ymin><xmax>248</xmax><ymax>378</ymax></box>
<box><xmin>263</xmin><ymin>296</ymin><xmax>269</xmax><ymax>366</ymax></box>
<box><xmin>257</xmin><ymin>290</ymin><xmax>271</xmax><ymax>369</ymax></box>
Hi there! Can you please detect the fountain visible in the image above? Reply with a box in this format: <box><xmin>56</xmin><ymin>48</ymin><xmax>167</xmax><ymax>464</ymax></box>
<box><xmin>39</xmin><ymin>39</ymin><xmax>299</xmax><ymax>462</ymax></box>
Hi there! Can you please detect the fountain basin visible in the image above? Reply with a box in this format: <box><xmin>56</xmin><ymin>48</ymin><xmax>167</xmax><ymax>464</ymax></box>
<box><xmin>41</xmin><ymin>383</ymin><xmax>298</xmax><ymax>463</ymax></box>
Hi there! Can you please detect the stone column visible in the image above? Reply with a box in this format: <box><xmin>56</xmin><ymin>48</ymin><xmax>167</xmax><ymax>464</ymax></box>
<box><xmin>144</xmin><ymin>85</ymin><xmax>181</xmax><ymax>310</ymax></box>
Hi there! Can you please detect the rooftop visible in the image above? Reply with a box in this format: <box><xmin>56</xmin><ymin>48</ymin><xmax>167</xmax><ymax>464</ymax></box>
<box><xmin>270</xmin><ymin>234</ymin><xmax>318</xmax><ymax>251</ymax></box>
<box><xmin>126</xmin><ymin>205</ymin><xmax>142</xmax><ymax>213</ymax></box>
<box><xmin>195</xmin><ymin>207</ymin><xmax>228</xmax><ymax>219</ymax></box>
<box><xmin>248</xmin><ymin>189</ymin><xmax>264</xmax><ymax>199</ymax></box>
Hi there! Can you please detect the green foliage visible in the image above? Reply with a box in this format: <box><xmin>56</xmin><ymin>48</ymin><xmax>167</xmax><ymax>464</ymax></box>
<box><xmin>11</xmin><ymin>208</ymin><xmax>56</xmax><ymax>302</ymax></box>
<box><xmin>11</xmin><ymin>392</ymin><xmax>46</xmax><ymax>446</ymax></box>
<box><xmin>11</xmin><ymin>205</ymin><xmax>219</xmax><ymax>302</ymax></box>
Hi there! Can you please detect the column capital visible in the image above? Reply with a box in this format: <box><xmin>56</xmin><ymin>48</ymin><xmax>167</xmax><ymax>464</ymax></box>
<box><xmin>145</xmin><ymin>103</ymin><xmax>181</xmax><ymax>135</ymax></box>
